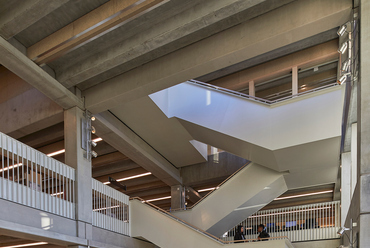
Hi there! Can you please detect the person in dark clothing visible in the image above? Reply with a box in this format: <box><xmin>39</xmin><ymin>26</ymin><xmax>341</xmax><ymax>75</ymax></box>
<box><xmin>234</xmin><ymin>225</ymin><xmax>245</xmax><ymax>243</ymax></box>
<box><xmin>257</xmin><ymin>224</ymin><xmax>270</xmax><ymax>241</ymax></box>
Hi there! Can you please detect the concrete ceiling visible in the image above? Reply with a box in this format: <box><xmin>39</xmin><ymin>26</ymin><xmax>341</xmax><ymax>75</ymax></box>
<box><xmin>0</xmin><ymin>0</ymin><xmax>352</xmax><ymax>210</ymax></box>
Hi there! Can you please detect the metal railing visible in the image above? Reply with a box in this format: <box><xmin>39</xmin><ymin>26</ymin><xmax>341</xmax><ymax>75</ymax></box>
<box><xmin>188</xmin><ymin>79</ymin><xmax>340</xmax><ymax>105</ymax></box>
<box><xmin>132</xmin><ymin>197</ymin><xmax>291</xmax><ymax>244</ymax></box>
<box><xmin>92</xmin><ymin>179</ymin><xmax>130</xmax><ymax>236</ymax></box>
<box><xmin>0</xmin><ymin>132</ymin><xmax>75</xmax><ymax>219</ymax></box>
<box><xmin>168</xmin><ymin>162</ymin><xmax>250</xmax><ymax>212</ymax></box>
<box><xmin>222</xmin><ymin>201</ymin><xmax>341</xmax><ymax>243</ymax></box>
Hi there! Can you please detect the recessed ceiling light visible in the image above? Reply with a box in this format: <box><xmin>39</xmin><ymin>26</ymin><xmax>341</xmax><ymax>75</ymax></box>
<box><xmin>103</xmin><ymin>172</ymin><xmax>152</xmax><ymax>185</ymax></box>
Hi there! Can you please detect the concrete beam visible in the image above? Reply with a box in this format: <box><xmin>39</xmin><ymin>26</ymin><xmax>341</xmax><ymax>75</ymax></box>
<box><xmin>209</xmin><ymin>40</ymin><xmax>339</xmax><ymax>91</ymax></box>
<box><xmin>181</xmin><ymin>152</ymin><xmax>248</xmax><ymax>186</ymax></box>
<box><xmin>0</xmin><ymin>66</ymin><xmax>63</xmax><ymax>138</ymax></box>
<box><xmin>92</xmin><ymin>160</ymin><xmax>140</xmax><ymax>178</ymax></box>
<box><xmin>0</xmin><ymin>36</ymin><xmax>84</xmax><ymax>109</ymax></box>
<box><xmin>92</xmin><ymin>151</ymin><xmax>128</xmax><ymax>167</ymax></box>
<box><xmin>93</xmin><ymin>111</ymin><xmax>181</xmax><ymax>186</ymax></box>
<box><xmin>58</xmin><ymin>0</ymin><xmax>295</xmax><ymax>89</ymax></box>
<box><xmin>0</xmin><ymin>0</ymin><xmax>69</xmax><ymax>40</ymax></box>
<box><xmin>28</xmin><ymin>0</ymin><xmax>167</xmax><ymax>65</ymax></box>
<box><xmin>84</xmin><ymin>0</ymin><xmax>351</xmax><ymax>113</ymax></box>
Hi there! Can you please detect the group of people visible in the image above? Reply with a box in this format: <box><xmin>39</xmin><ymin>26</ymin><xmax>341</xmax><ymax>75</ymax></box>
<box><xmin>234</xmin><ymin>224</ymin><xmax>270</xmax><ymax>242</ymax></box>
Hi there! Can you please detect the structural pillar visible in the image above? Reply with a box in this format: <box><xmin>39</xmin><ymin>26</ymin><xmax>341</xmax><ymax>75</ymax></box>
<box><xmin>248</xmin><ymin>80</ymin><xmax>255</xmax><ymax>96</ymax></box>
<box><xmin>358</xmin><ymin>1</ymin><xmax>370</xmax><ymax>246</ymax></box>
<box><xmin>341</xmin><ymin>152</ymin><xmax>351</xmax><ymax>226</ymax></box>
<box><xmin>171</xmin><ymin>185</ymin><xmax>185</xmax><ymax>210</ymax></box>
<box><xmin>292</xmin><ymin>66</ymin><xmax>298</xmax><ymax>95</ymax></box>
<box><xmin>64</xmin><ymin>107</ymin><xmax>92</xmax><ymax>240</ymax></box>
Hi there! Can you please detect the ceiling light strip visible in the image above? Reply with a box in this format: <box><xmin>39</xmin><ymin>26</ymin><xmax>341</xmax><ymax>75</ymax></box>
<box><xmin>0</xmin><ymin>242</ymin><xmax>48</xmax><ymax>248</ymax></box>
<box><xmin>103</xmin><ymin>172</ymin><xmax>152</xmax><ymax>184</ymax></box>
<box><xmin>93</xmin><ymin>205</ymin><xmax>120</xmax><ymax>211</ymax></box>
<box><xmin>146</xmin><ymin>196</ymin><xmax>171</xmax><ymax>202</ymax></box>
<box><xmin>0</xmin><ymin>163</ymin><xmax>23</xmax><ymax>173</ymax></box>
<box><xmin>274</xmin><ymin>190</ymin><xmax>333</xmax><ymax>201</ymax></box>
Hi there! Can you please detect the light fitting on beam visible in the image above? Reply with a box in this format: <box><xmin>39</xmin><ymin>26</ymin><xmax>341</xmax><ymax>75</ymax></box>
<box><xmin>337</xmin><ymin>25</ymin><xmax>347</xmax><ymax>36</ymax></box>
<box><xmin>339</xmin><ymin>74</ymin><xmax>347</xmax><ymax>84</ymax></box>
<box><xmin>342</xmin><ymin>59</ymin><xmax>351</xmax><ymax>72</ymax></box>
<box><xmin>91</xmin><ymin>126</ymin><xmax>96</xmax><ymax>134</ymax></box>
<box><xmin>338</xmin><ymin>41</ymin><xmax>348</xmax><ymax>54</ymax></box>
<box><xmin>337</xmin><ymin>227</ymin><xmax>350</xmax><ymax>235</ymax></box>
<box><xmin>90</xmin><ymin>141</ymin><xmax>97</xmax><ymax>147</ymax></box>
<box><xmin>91</xmin><ymin>116</ymin><xmax>96</xmax><ymax>121</ymax></box>
<box><xmin>91</xmin><ymin>151</ymin><xmax>98</xmax><ymax>158</ymax></box>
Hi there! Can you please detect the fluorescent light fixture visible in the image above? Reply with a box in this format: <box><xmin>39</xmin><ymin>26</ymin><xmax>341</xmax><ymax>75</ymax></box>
<box><xmin>0</xmin><ymin>163</ymin><xmax>22</xmax><ymax>173</ymax></box>
<box><xmin>47</xmin><ymin>149</ymin><xmax>65</xmax><ymax>157</ymax></box>
<box><xmin>249</xmin><ymin>206</ymin><xmax>331</xmax><ymax>218</ymax></box>
<box><xmin>274</xmin><ymin>190</ymin><xmax>333</xmax><ymax>201</ymax></box>
<box><xmin>146</xmin><ymin>196</ymin><xmax>171</xmax><ymax>202</ymax></box>
<box><xmin>0</xmin><ymin>242</ymin><xmax>48</xmax><ymax>248</ymax></box>
<box><xmin>93</xmin><ymin>205</ymin><xmax>120</xmax><ymax>211</ymax></box>
<box><xmin>198</xmin><ymin>187</ymin><xmax>216</xmax><ymax>192</ymax></box>
<box><xmin>92</xmin><ymin>137</ymin><xmax>103</xmax><ymax>142</ymax></box>
<box><xmin>339</xmin><ymin>74</ymin><xmax>347</xmax><ymax>84</ymax></box>
<box><xmin>51</xmin><ymin>192</ymin><xmax>64</xmax><ymax>196</ymax></box>
<box><xmin>338</xmin><ymin>41</ymin><xmax>348</xmax><ymax>54</ymax></box>
<box><xmin>337</xmin><ymin>25</ymin><xmax>347</xmax><ymax>36</ymax></box>
<box><xmin>103</xmin><ymin>172</ymin><xmax>152</xmax><ymax>184</ymax></box>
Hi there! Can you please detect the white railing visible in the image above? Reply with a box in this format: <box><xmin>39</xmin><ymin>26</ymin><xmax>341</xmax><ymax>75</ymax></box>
<box><xmin>0</xmin><ymin>132</ymin><xmax>75</xmax><ymax>219</ymax></box>
<box><xmin>92</xmin><ymin>179</ymin><xmax>130</xmax><ymax>236</ymax></box>
<box><xmin>189</xmin><ymin>79</ymin><xmax>339</xmax><ymax>105</ymax></box>
<box><xmin>222</xmin><ymin>201</ymin><xmax>340</xmax><ymax>243</ymax></box>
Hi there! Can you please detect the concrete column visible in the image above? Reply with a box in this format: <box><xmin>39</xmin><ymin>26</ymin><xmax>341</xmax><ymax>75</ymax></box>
<box><xmin>351</xmin><ymin>123</ymin><xmax>357</xmax><ymax>197</ymax></box>
<box><xmin>64</xmin><ymin>107</ymin><xmax>93</xmax><ymax>226</ymax></box>
<box><xmin>292</xmin><ymin>66</ymin><xmax>298</xmax><ymax>95</ymax></box>
<box><xmin>341</xmin><ymin>152</ymin><xmax>351</xmax><ymax>226</ymax></box>
<box><xmin>358</xmin><ymin>1</ymin><xmax>370</xmax><ymax>246</ymax></box>
<box><xmin>248</xmin><ymin>80</ymin><xmax>255</xmax><ymax>96</ymax></box>
<box><xmin>171</xmin><ymin>185</ymin><xmax>185</xmax><ymax>210</ymax></box>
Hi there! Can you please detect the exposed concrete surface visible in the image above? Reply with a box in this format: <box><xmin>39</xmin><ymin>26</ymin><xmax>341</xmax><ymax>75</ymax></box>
<box><xmin>0</xmin><ymin>37</ymin><xmax>83</xmax><ymax>109</ymax></box>
<box><xmin>93</xmin><ymin>111</ymin><xmax>182</xmax><ymax>186</ymax></box>
<box><xmin>84</xmin><ymin>0</ymin><xmax>351</xmax><ymax>113</ymax></box>
<box><xmin>293</xmin><ymin>239</ymin><xmax>340</xmax><ymax>248</ymax></box>
<box><xmin>0</xmin><ymin>0</ymin><xmax>69</xmax><ymax>40</ymax></box>
<box><xmin>57</xmin><ymin>0</ymin><xmax>295</xmax><ymax>89</ymax></box>
<box><xmin>0</xmin><ymin>66</ymin><xmax>63</xmax><ymax>137</ymax></box>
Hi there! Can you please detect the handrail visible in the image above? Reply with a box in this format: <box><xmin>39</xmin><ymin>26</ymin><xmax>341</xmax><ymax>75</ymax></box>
<box><xmin>188</xmin><ymin>79</ymin><xmax>340</xmax><ymax>105</ymax></box>
<box><xmin>168</xmin><ymin>161</ymin><xmax>251</xmax><ymax>212</ymax></box>
<box><xmin>130</xmin><ymin>197</ymin><xmax>290</xmax><ymax>245</ymax></box>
